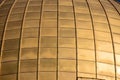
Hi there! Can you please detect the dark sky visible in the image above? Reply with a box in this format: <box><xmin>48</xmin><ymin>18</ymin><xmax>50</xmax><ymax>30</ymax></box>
<box><xmin>117</xmin><ymin>0</ymin><xmax>120</xmax><ymax>2</ymax></box>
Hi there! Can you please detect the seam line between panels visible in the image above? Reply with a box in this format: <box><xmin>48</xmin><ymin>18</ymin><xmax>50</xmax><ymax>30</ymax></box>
<box><xmin>71</xmin><ymin>0</ymin><xmax>78</xmax><ymax>80</ymax></box>
<box><xmin>37</xmin><ymin>0</ymin><xmax>43</xmax><ymax>80</ymax></box>
<box><xmin>86</xmin><ymin>0</ymin><xmax>98</xmax><ymax>78</ymax></box>
<box><xmin>0</xmin><ymin>0</ymin><xmax>16</xmax><ymax>76</ymax></box>
<box><xmin>98</xmin><ymin>0</ymin><xmax>117</xmax><ymax>80</ymax></box>
<box><xmin>17</xmin><ymin>0</ymin><xmax>30</xmax><ymax>80</ymax></box>
<box><xmin>57</xmin><ymin>0</ymin><xmax>59</xmax><ymax>80</ymax></box>
<box><xmin>108</xmin><ymin>0</ymin><xmax>120</xmax><ymax>15</ymax></box>
<box><xmin>0</xmin><ymin>0</ymin><xmax>6</xmax><ymax>7</ymax></box>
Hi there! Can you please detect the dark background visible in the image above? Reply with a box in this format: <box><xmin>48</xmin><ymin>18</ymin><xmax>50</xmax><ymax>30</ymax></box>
<box><xmin>0</xmin><ymin>0</ymin><xmax>3</xmax><ymax>4</ymax></box>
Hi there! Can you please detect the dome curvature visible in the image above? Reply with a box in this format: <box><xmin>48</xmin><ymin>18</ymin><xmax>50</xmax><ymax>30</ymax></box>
<box><xmin>0</xmin><ymin>0</ymin><xmax>120</xmax><ymax>80</ymax></box>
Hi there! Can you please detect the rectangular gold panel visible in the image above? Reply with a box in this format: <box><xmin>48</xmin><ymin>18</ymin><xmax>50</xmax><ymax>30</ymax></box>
<box><xmin>20</xmin><ymin>72</ymin><xmax>36</xmax><ymax>80</ymax></box>
<box><xmin>21</xmin><ymin>48</ymin><xmax>37</xmax><ymax>60</ymax></box>
<box><xmin>58</xmin><ymin>48</ymin><xmax>76</xmax><ymax>59</ymax></box>
<box><xmin>39</xmin><ymin>58</ymin><xmax>57</xmax><ymax>71</ymax></box>
<box><xmin>58</xmin><ymin>59</ymin><xmax>76</xmax><ymax>72</ymax></box>
<box><xmin>40</xmin><ymin>48</ymin><xmax>57</xmax><ymax>58</ymax></box>
<box><xmin>1</xmin><ymin>61</ymin><xmax>17</xmax><ymax>75</ymax></box>
<box><xmin>20</xmin><ymin>59</ymin><xmax>37</xmax><ymax>72</ymax></box>
<box><xmin>39</xmin><ymin>72</ymin><xmax>56</xmax><ymax>80</ymax></box>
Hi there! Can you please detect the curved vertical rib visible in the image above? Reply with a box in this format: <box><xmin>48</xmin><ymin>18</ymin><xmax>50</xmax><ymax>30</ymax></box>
<box><xmin>17</xmin><ymin>0</ymin><xmax>30</xmax><ymax>80</ymax></box>
<box><xmin>98</xmin><ymin>0</ymin><xmax>117</xmax><ymax>79</ymax></box>
<box><xmin>0</xmin><ymin>0</ymin><xmax>16</xmax><ymax>74</ymax></box>
<box><xmin>37</xmin><ymin>0</ymin><xmax>43</xmax><ymax>80</ymax></box>
<box><xmin>57</xmin><ymin>0</ymin><xmax>59</xmax><ymax>80</ymax></box>
<box><xmin>108</xmin><ymin>0</ymin><xmax>120</xmax><ymax>15</ymax></box>
<box><xmin>71</xmin><ymin>0</ymin><xmax>78</xmax><ymax>79</ymax></box>
<box><xmin>0</xmin><ymin>0</ymin><xmax>6</xmax><ymax>7</ymax></box>
<box><xmin>86</xmin><ymin>0</ymin><xmax>97</xmax><ymax>78</ymax></box>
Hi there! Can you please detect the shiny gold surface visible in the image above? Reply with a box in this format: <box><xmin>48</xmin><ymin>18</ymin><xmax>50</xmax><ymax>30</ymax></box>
<box><xmin>0</xmin><ymin>0</ymin><xmax>120</xmax><ymax>80</ymax></box>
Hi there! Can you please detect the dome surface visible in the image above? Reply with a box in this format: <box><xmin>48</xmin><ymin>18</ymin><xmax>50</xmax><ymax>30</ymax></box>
<box><xmin>0</xmin><ymin>0</ymin><xmax>120</xmax><ymax>80</ymax></box>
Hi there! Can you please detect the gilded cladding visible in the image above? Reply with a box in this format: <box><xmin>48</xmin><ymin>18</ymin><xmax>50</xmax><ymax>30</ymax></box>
<box><xmin>0</xmin><ymin>0</ymin><xmax>120</xmax><ymax>80</ymax></box>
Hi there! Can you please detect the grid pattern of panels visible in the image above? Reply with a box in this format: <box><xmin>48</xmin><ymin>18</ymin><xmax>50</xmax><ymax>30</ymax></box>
<box><xmin>0</xmin><ymin>0</ymin><xmax>120</xmax><ymax>80</ymax></box>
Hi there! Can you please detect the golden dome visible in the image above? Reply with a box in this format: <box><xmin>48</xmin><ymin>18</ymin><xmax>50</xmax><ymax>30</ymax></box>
<box><xmin>0</xmin><ymin>0</ymin><xmax>120</xmax><ymax>80</ymax></box>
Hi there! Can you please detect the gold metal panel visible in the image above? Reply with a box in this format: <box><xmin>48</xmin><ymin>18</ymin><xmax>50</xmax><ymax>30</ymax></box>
<box><xmin>20</xmin><ymin>59</ymin><xmax>37</xmax><ymax>72</ymax></box>
<box><xmin>39</xmin><ymin>72</ymin><xmax>56</xmax><ymax>80</ymax></box>
<box><xmin>41</xmin><ymin>19</ymin><xmax>57</xmax><ymax>28</ymax></box>
<box><xmin>78</xmin><ymin>73</ymin><xmax>96</xmax><ymax>79</ymax></box>
<box><xmin>21</xmin><ymin>48</ymin><xmax>37</xmax><ymax>60</ymax></box>
<box><xmin>3</xmin><ymin>39</ymin><xmax>20</xmax><ymax>50</ymax></box>
<box><xmin>59</xmin><ymin>28</ymin><xmax>75</xmax><ymax>38</ymax></box>
<box><xmin>97</xmin><ymin>62</ymin><xmax>115</xmax><ymax>77</ymax></box>
<box><xmin>78</xmin><ymin>38</ymin><xmax>94</xmax><ymax>49</ymax></box>
<box><xmin>43</xmin><ymin>11</ymin><xmax>57</xmax><ymax>19</ymax></box>
<box><xmin>20</xmin><ymin>72</ymin><xmax>36</xmax><ymax>80</ymax></box>
<box><xmin>44</xmin><ymin>0</ymin><xmax>57</xmax><ymax>5</ymax></box>
<box><xmin>1</xmin><ymin>61</ymin><xmax>17</xmax><ymax>75</ymax></box>
<box><xmin>14</xmin><ymin>2</ymin><xmax>27</xmax><ymax>7</ymax></box>
<box><xmin>0</xmin><ymin>23</ymin><xmax>4</xmax><ymax>30</ymax></box>
<box><xmin>58</xmin><ymin>48</ymin><xmax>76</xmax><ymax>59</ymax></box>
<box><xmin>22</xmin><ymin>38</ymin><xmax>38</xmax><ymax>48</ymax></box>
<box><xmin>2</xmin><ymin>50</ymin><xmax>18</xmax><ymax>62</ymax></box>
<box><xmin>117</xmin><ymin>66</ymin><xmax>120</xmax><ymax>78</ymax></box>
<box><xmin>40</xmin><ymin>36</ymin><xmax>57</xmax><ymax>47</ymax></box>
<box><xmin>0</xmin><ymin>16</ymin><xmax>6</xmax><ymax>24</ymax></box>
<box><xmin>11</xmin><ymin>7</ymin><xmax>25</xmax><ymax>14</ymax></box>
<box><xmin>0</xmin><ymin>30</ymin><xmax>3</xmax><ymax>40</ymax></box>
<box><xmin>78</xmin><ymin>49</ymin><xmax>95</xmax><ymax>61</ymax></box>
<box><xmin>43</xmin><ymin>5</ymin><xmax>57</xmax><ymax>11</ymax></box>
<box><xmin>59</xmin><ymin>12</ymin><xmax>74</xmax><ymax>19</ymax></box>
<box><xmin>23</xmin><ymin>27</ymin><xmax>38</xmax><ymax>38</ymax></box>
<box><xmin>27</xmin><ymin>6</ymin><xmax>41</xmax><ymax>12</ymax></box>
<box><xmin>113</xmin><ymin>33</ymin><xmax>120</xmax><ymax>43</ymax></box>
<box><xmin>59</xmin><ymin>0</ymin><xmax>72</xmax><ymax>6</ymax></box>
<box><xmin>39</xmin><ymin>58</ymin><xmax>57</xmax><ymax>71</ymax></box>
<box><xmin>8</xmin><ymin>13</ymin><xmax>23</xmax><ymax>21</ymax></box>
<box><xmin>6</xmin><ymin>21</ymin><xmax>22</xmax><ymax>30</ymax></box>
<box><xmin>29</xmin><ymin>1</ymin><xmax>41</xmax><ymax>6</ymax></box>
<box><xmin>25</xmin><ymin>12</ymin><xmax>40</xmax><ymax>20</ymax></box>
<box><xmin>78</xmin><ymin>60</ymin><xmax>95</xmax><ymax>74</ymax></box>
<box><xmin>58</xmin><ymin>59</ymin><xmax>76</xmax><ymax>72</ymax></box>
<box><xmin>97</xmin><ymin>75</ymin><xmax>115</xmax><ymax>80</ymax></box>
<box><xmin>40</xmin><ymin>48</ymin><xmax>57</xmax><ymax>58</ymax></box>
<box><xmin>0</xmin><ymin>0</ymin><xmax>120</xmax><ymax>80</ymax></box>
<box><xmin>76</xmin><ymin>13</ymin><xmax>91</xmax><ymax>21</ymax></box>
<box><xmin>59</xmin><ymin>19</ymin><xmax>74</xmax><ymax>28</ymax></box>
<box><xmin>40</xmin><ymin>28</ymin><xmax>57</xmax><ymax>36</ymax></box>
<box><xmin>111</xmin><ymin>25</ymin><xmax>120</xmax><ymax>34</ymax></box>
<box><xmin>92</xmin><ymin>15</ymin><xmax>107</xmax><ymax>23</ymax></box>
<box><xmin>116</xmin><ymin>54</ymin><xmax>120</xmax><ymax>66</ymax></box>
<box><xmin>96</xmin><ymin>41</ymin><xmax>113</xmax><ymax>52</ymax></box>
<box><xmin>1</xmin><ymin>74</ymin><xmax>17</xmax><ymax>80</ymax></box>
<box><xmin>59</xmin><ymin>5</ymin><xmax>73</xmax><ymax>12</ymax></box>
<box><xmin>77</xmin><ymin>29</ymin><xmax>93</xmax><ymax>39</ymax></box>
<box><xmin>76</xmin><ymin>20</ymin><xmax>92</xmax><ymax>29</ymax></box>
<box><xmin>24</xmin><ymin>20</ymin><xmax>39</xmax><ymax>28</ymax></box>
<box><xmin>5</xmin><ymin>29</ymin><xmax>20</xmax><ymax>39</ymax></box>
<box><xmin>95</xmin><ymin>31</ymin><xmax>111</xmax><ymax>41</ymax></box>
<box><xmin>97</xmin><ymin>51</ymin><xmax>114</xmax><ymax>64</ymax></box>
<box><xmin>114</xmin><ymin>43</ymin><xmax>120</xmax><ymax>54</ymax></box>
<box><xmin>58</xmin><ymin>72</ymin><xmax>76</xmax><ymax>80</ymax></box>
<box><xmin>59</xmin><ymin>38</ymin><xmax>75</xmax><ymax>48</ymax></box>
<box><xmin>94</xmin><ymin>22</ymin><xmax>109</xmax><ymax>32</ymax></box>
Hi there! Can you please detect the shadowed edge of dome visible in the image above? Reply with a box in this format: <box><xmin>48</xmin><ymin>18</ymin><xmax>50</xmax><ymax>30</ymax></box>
<box><xmin>115</xmin><ymin>0</ymin><xmax>120</xmax><ymax>2</ymax></box>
